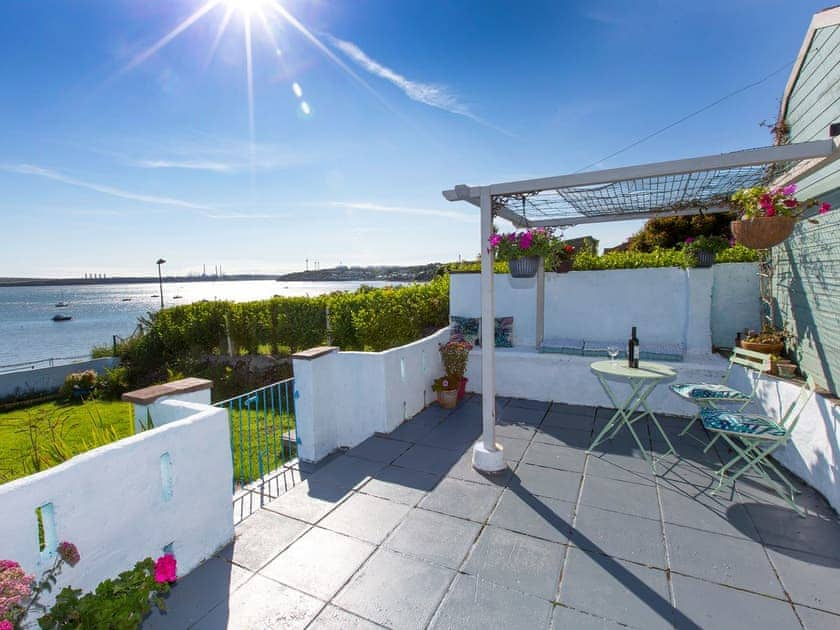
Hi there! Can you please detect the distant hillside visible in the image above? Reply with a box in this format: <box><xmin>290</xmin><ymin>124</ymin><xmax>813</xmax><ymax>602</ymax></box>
<box><xmin>275</xmin><ymin>264</ymin><xmax>442</xmax><ymax>283</ymax></box>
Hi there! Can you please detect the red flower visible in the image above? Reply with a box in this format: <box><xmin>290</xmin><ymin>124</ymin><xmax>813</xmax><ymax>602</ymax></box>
<box><xmin>154</xmin><ymin>554</ymin><xmax>177</xmax><ymax>584</ymax></box>
<box><xmin>564</xmin><ymin>245</ymin><xmax>574</xmax><ymax>253</ymax></box>
<box><xmin>783</xmin><ymin>199</ymin><xmax>798</xmax><ymax>208</ymax></box>
<box><xmin>765</xmin><ymin>207</ymin><xmax>776</xmax><ymax>217</ymax></box>
<box><xmin>819</xmin><ymin>202</ymin><xmax>831</xmax><ymax>215</ymax></box>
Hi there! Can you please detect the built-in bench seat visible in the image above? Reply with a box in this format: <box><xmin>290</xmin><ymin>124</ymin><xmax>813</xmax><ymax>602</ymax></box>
<box><xmin>540</xmin><ymin>337</ymin><xmax>686</xmax><ymax>362</ymax></box>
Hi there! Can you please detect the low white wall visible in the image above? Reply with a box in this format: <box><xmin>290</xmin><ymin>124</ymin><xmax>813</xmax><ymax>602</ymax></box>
<box><xmin>450</xmin><ymin>263</ymin><xmax>760</xmax><ymax>355</ymax></box>
<box><xmin>293</xmin><ymin>329</ymin><xmax>448</xmax><ymax>462</ymax></box>
<box><xmin>0</xmin><ymin>399</ymin><xmax>234</xmax><ymax>610</ymax></box>
<box><xmin>463</xmin><ymin>348</ymin><xmax>728</xmax><ymax>417</ymax></box>
<box><xmin>729</xmin><ymin>367</ymin><xmax>840</xmax><ymax>512</ymax></box>
<box><xmin>0</xmin><ymin>357</ymin><xmax>119</xmax><ymax>399</ymax></box>
<box><xmin>132</xmin><ymin>389</ymin><xmax>212</xmax><ymax>432</ymax></box>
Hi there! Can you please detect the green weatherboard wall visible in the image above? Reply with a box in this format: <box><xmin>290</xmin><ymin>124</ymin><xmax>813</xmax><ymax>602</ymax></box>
<box><xmin>772</xmin><ymin>18</ymin><xmax>840</xmax><ymax>395</ymax></box>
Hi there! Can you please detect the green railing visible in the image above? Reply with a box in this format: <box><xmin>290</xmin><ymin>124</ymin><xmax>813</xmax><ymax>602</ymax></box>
<box><xmin>214</xmin><ymin>378</ymin><xmax>297</xmax><ymax>488</ymax></box>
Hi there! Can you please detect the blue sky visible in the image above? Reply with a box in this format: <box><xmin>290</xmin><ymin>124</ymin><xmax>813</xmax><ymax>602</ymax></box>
<box><xmin>0</xmin><ymin>0</ymin><xmax>830</xmax><ymax>277</ymax></box>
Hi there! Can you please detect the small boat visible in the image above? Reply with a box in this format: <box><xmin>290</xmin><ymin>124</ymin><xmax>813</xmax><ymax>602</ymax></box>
<box><xmin>172</xmin><ymin>295</ymin><xmax>183</xmax><ymax>300</ymax></box>
<box><xmin>55</xmin><ymin>301</ymin><xmax>69</xmax><ymax>308</ymax></box>
<box><xmin>121</xmin><ymin>297</ymin><xmax>132</xmax><ymax>302</ymax></box>
<box><xmin>52</xmin><ymin>314</ymin><xmax>72</xmax><ymax>322</ymax></box>
<box><xmin>151</xmin><ymin>294</ymin><xmax>159</xmax><ymax>298</ymax></box>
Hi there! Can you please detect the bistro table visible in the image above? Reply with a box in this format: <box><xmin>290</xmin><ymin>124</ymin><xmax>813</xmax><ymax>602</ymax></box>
<box><xmin>588</xmin><ymin>360</ymin><xmax>677</xmax><ymax>471</ymax></box>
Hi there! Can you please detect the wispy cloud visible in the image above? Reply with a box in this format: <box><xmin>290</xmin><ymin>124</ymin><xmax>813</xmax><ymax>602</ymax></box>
<box><xmin>134</xmin><ymin>159</ymin><xmax>239</xmax><ymax>173</ymax></box>
<box><xmin>326</xmin><ymin>35</ymin><xmax>509</xmax><ymax>134</ymax></box>
<box><xmin>0</xmin><ymin>163</ymin><xmax>211</xmax><ymax>210</ymax></box>
<box><xmin>325</xmin><ymin>201</ymin><xmax>475</xmax><ymax>223</ymax></box>
<box><xmin>204</xmin><ymin>211</ymin><xmax>288</xmax><ymax>220</ymax></box>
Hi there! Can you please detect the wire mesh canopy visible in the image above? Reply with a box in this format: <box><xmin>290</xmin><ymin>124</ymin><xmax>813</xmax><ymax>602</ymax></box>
<box><xmin>443</xmin><ymin>140</ymin><xmax>838</xmax><ymax>227</ymax></box>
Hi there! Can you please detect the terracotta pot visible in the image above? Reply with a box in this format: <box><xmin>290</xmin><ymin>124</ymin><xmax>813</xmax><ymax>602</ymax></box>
<box><xmin>554</xmin><ymin>259</ymin><xmax>572</xmax><ymax>274</ymax></box>
<box><xmin>437</xmin><ymin>388</ymin><xmax>458</xmax><ymax>409</ymax></box>
<box><xmin>508</xmin><ymin>256</ymin><xmax>540</xmax><ymax>278</ymax></box>
<box><xmin>730</xmin><ymin>216</ymin><xmax>796</xmax><ymax>249</ymax></box>
<box><xmin>457</xmin><ymin>377</ymin><xmax>468</xmax><ymax>401</ymax></box>
<box><xmin>776</xmin><ymin>362</ymin><xmax>797</xmax><ymax>378</ymax></box>
<box><xmin>741</xmin><ymin>340</ymin><xmax>784</xmax><ymax>356</ymax></box>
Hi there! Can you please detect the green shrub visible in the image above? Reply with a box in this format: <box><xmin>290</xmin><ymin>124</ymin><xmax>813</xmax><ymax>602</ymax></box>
<box><xmin>58</xmin><ymin>371</ymin><xmax>97</xmax><ymax>400</ymax></box>
<box><xmin>97</xmin><ymin>366</ymin><xmax>130</xmax><ymax>400</ymax></box>
<box><xmin>715</xmin><ymin>244</ymin><xmax>761</xmax><ymax>263</ymax></box>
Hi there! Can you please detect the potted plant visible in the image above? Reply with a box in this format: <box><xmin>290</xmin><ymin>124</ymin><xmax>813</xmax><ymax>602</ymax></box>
<box><xmin>432</xmin><ymin>376</ymin><xmax>460</xmax><ymax>409</ymax></box>
<box><xmin>438</xmin><ymin>340</ymin><xmax>472</xmax><ymax>403</ymax></box>
<box><xmin>682</xmin><ymin>235</ymin><xmax>729</xmax><ymax>267</ymax></box>
<box><xmin>776</xmin><ymin>361</ymin><xmax>798</xmax><ymax>379</ymax></box>
<box><xmin>489</xmin><ymin>228</ymin><xmax>557</xmax><ymax>278</ymax></box>
<box><xmin>730</xmin><ymin>184</ymin><xmax>831</xmax><ymax>249</ymax></box>
<box><xmin>546</xmin><ymin>241</ymin><xmax>576</xmax><ymax>273</ymax></box>
<box><xmin>741</xmin><ymin>327</ymin><xmax>785</xmax><ymax>356</ymax></box>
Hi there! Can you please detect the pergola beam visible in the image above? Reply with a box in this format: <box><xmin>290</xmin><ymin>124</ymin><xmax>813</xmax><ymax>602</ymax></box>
<box><xmin>510</xmin><ymin>205</ymin><xmax>732</xmax><ymax>228</ymax></box>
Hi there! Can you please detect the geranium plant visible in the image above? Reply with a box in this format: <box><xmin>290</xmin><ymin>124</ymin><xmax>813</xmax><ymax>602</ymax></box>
<box><xmin>730</xmin><ymin>184</ymin><xmax>830</xmax><ymax>219</ymax></box>
<box><xmin>431</xmin><ymin>376</ymin><xmax>459</xmax><ymax>392</ymax></box>
<box><xmin>438</xmin><ymin>340</ymin><xmax>472</xmax><ymax>380</ymax></box>
<box><xmin>489</xmin><ymin>228</ymin><xmax>558</xmax><ymax>261</ymax></box>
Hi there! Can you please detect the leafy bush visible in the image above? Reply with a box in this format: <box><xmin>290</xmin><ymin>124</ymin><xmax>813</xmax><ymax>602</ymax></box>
<box><xmin>716</xmin><ymin>245</ymin><xmax>761</xmax><ymax>263</ymax></box>
<box><xmin>97</xmin><ymin>366</ymin><xmax>130</xmax><ymax>400</ymax></box>
<box><xmin>58</xmin><ymin>371</ymin><xmax>97</xmax><ymax>400</ymax></box>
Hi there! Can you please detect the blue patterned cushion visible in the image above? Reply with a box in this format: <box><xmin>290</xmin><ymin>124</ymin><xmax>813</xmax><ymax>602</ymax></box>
<box><xmin>450</xmin><ymin>316</ymin><xmax>480</xmax><ymax>346</ymax></box>
<box><xmin>540</xmin><ymin>338</ymin><xmax>585</xmax><ymax>355</ymax></box>
<box><xmin>494</xmin><ymin>316</ymin><xmax>514</xmax><ymax>348</ymax></box>
<box><xmin>700</xmin><ymin>409</ymin><xmax>785</xmax><ymax>437</ymax></box>
<box><xmin>670</xmin><ymin>383</ymin><xmax>749</xmax><ymax>401</ymax></box>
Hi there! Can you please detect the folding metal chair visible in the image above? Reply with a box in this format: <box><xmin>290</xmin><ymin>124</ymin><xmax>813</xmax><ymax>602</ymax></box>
<box><xmin>700</xmin><ymin>376</ymin><xmax>816</xmax><ymax>516</ymax></box>
<box><xmin>669</xmin><ymin>347</ymin><xmax>771</xmax><ymax>443</ymax></box>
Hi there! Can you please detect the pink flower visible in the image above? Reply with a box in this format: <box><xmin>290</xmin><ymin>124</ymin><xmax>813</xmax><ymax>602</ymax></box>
<box><xmin>765</xmin><ymin>207</ymin><xmax>776</xmax><ymax>217</ymax></box>
<box><xmin>819</xmin><ymin>202</ymin><xmax>831</xmax><ymax>215</ymax></box>
<box><xmin>507</xmin><ymin>233</ymin><xmax>516</xmax><ymax>242</ymax></box>
<box><xmin>0</xmin><ymin>620</ymin><xmax>13</xmax><ymax>630</ymax></box>
<box><xmin>0</xmin><ymin>562</ymin><xmax>19</xmax><ymax>571</ymax></box>
<box><xmin>0</xmin><ymin>561</ymin><xmax>34</xmax><ymax>619</ymax></box>
<box><xmin>518</xmin><ymin>232</ymin><xmax>533</xmax><ymax>250</ymax></box>
<box><xmin>489</xmin><ymin>234</ymin><xmax>502</xmax><ymax>248</ymax></box>
<box><xmin>783</xmin><ymin>198</ymin><xmax>798</xmax><ymax>208</ymax></box>
<box><xmin>782</xmin><ymin>183</ymin><xmax>797</xmax><ymax>196</ymax></box>
<box><xmin>729</xmin><ymin>238</ymin><xmax>736</xmax><ymax>247</ymax></box>
<box><xmin>442</xmin><ymin>379</ymin><xmax>449</xmax><ymax>388</ymax></box>
<box><xmin>57</xmin><ymin>542</ymin><xmax>80</xmax><ymax>567</ymax></box>
<box><xmin>759</xmin><ymin>193</ymin><xmax>774</xmax><ymax>211</ymax></box>
<box><xmin>684</xmin><ymin>237</ymin><xmax>694</xmax><ymax>245</ymax></box>
<box><xmin>154</xmin><ymin>554</ymin><xmax>177</xmax><ymax>584</ymax></box>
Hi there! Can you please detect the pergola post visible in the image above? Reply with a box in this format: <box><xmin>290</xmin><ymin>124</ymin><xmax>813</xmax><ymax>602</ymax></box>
<box><xmin>473</xmin><ymin>186</ymin><xmax>505</xmax><ymax>472</ymax></box>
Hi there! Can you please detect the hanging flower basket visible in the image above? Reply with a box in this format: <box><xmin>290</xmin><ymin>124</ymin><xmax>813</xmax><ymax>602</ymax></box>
<box><xmin>730</xmin><ymin>216</ymin><xmax>796</xmax><ymax>249</ymax></box>
<box><xmin>508</xmin><ymin>256</ymin><xmax>540</xmax><ymax>278</ymax></box>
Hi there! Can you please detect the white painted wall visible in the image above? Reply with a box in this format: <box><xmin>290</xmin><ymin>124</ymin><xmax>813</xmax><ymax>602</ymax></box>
<box><xmin>450</xmin><ymin>263</ymin><xmax>759</xmax><ymax>356</ymax></box>
<box><xmin>132</xmin><ymin>388</ymin><xmax>212</xmax><ymax>432</ymax></box>
<box><xmin>0</xmin><ymin>399</ymin><xmax>234</xmax><ymax>612</ymax></box>
<box><xmin>463</xmin><ymin>347</ymin><xmax>728</xmax><ymax>417</ymax></box>
<box><xmin>729</xmin><ymin>367</ymin><xmax>840</xmax><ymax>512</ymax></box>
<box><xmin>293</xmin><ymin>328</ymin><xmax>448</xmax><ymax>462</ymax></box>
<box><xmin>0</xmin><ymin>358</ymin><xmax>119</xmax><ymax>399</ymax></box>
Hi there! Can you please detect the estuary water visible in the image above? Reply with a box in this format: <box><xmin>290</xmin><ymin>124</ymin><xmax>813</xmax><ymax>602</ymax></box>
<box><xmin>0</xmin><ymin>280</ymin><xmax>398</xmax><ymax>369</ymax></box>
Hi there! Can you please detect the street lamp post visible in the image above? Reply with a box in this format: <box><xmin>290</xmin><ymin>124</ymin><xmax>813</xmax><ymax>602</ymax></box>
<box><xmin>156</xmin><ymin>258</ymin><xmax>166</xmax><ymax>309</ymax></box>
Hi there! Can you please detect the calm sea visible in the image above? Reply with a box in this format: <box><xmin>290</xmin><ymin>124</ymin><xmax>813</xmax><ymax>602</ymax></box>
<box><xmin>0</xmin><ymin>280</ymin><xmax>399</xmax><ymax>369</ymax></box>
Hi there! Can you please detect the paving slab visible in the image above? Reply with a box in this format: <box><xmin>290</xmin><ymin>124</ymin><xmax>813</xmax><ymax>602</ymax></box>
<box><xmin>558</xmin><ymin>547</ymin><xmax>673</xmax><ymax>630</ymax></box>
<box><xmin>515</xmin><ymin>462</ymin><xmax>584</xmax><ymax>502</ymax></box>
<box><xmin>585</xmin><ymin>452</ymin><xmax>657</xmax><ymax>486</ymax></box>
<box><xmin>462</xmin><ymin>524</ymin><xmax>565</xmax><ymax>600</ymax></box>
<box><xmin>541</xmin><ymin>410</ymin><xmax>595</xmax><ymax>431</ymax></box>
<box><xmin>306</xmin><ymin>455</ymin><xmax>386</xmax><ymax>489</ymax></box>
<box><xmin>571</xmin><ymin>504</ymin><xmax>666</xmax><ymax>568</ymax></box>
<box><xmin>218</xmin><ymin>509</ymin><xmax>308</xmax><ymax>571</ymax></box>
<box><xmin>265</xmin><ymin>479</ymin><xmax>352</xmax><ymax>524</ymax></box>
<box><xmin>194</xmin><ymin>573</ymin><xmax>323</xmax><ymax>630</ymax></box>
<box><xmin>419</xmin><ymin>477</ymin><xmax>504</xmax><ymax>522</ymax></box>
<box><xmin>358</xmin><ymin>465</ymin><xmax>441</xmax><ymax>506</ymax></box>
<box><xmin>665</xmin><ymin>523</ymin><xmax>784</xmax><ymax>597</ymax></box>
<box><xmin>532</xmin><ymin>424</ymin><xmax>594</xmax><ymax>449</ymax></box>
<box><xmin>744</xmin><ymin>502</ymin><xmax>840</xmax><ymax>559</ymax></box>
<box><xmin>488</xmin><ymin>488</ymin><xmax>574</xmax><ymax>543</ymax></box>
<box><xmin>550</xmin><ymin>605</ymin><xmax>629</xmax><ymax>629</ymax></box>
<box><xmin>446</xmin><ymin>450</ymin><xmax>513</xmax><ymax>487</ymax></box>
<box><xmin>522</xmin><ymin>442</ymin><xmax>587</xmax><ymax>472</ymax></box>
<box><xmin>579</xmin><ymin>475</ymin><xmax>661</xmax><ymax>520</ymax></box>
<box><xmin>319</xmin><ymin>492</ymin><xmax>411</xmax><ymax>544</ymax></box>
<box><xmin>794</xmin><ymin>605</ymin><xmax>840</xmax><ymax>630</ymax></box>
<box><xmin>430</xmin><ymin>574</ymin><xmax>553</xmax><ymax>630</ymax></box>
<box><xmin>385</xmin><ymin>508</ymin><xmax>481</xmax><ymax>569</ymax></box>
<box><xmin>346</xmin><ymin>436</ymin><xmax>412</xmax><ymax>464</ymax></box>
<box><xmin>260</xmin><ymin>527</ymin><xmax>375</xmax><ymax>600</ymax></box>
<box><xmin>307</xmin><ymin>605</ymin><xmax>385</xmax><ymax>629</ymax></box>
<box><xmin>334</xmin><ymin>548</ymin><xmax>455</xmax><ymax>629</ymax></box>
<box><xmin>392</xmin><ymin>444</ymin><xmax>462</xmax><ymax>475</ymax></box>
<box><xmin>657</xmin><ymin>480</ymin><xmax>759</xmax><ymax>540</ymax></box>
<box><xmin>766</xmin><ymin>546</ymin><xmax>840</xmax><ymax>614</ymax></box>
<box><xmin>670</xmin><ymin>573</ymin><xmax>801</xmax><ymax>630</ymax></box>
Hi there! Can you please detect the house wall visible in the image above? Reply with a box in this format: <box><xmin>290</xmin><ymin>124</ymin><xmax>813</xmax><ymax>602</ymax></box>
<box><xmin>774</xmin><ymin>13</ymin><xmax>840</xmax><ymax>395</ymax></box>
<box><xmin>0</xmin><ymin>399</ymin><xmax>234</xmax><ymax>610</ymax></box>
<box><xmin>449</xmin><ymin>264</ymin><xmax>760</xmax><ymax>354</ymax></box>
<box><xmin>292</xmin><ymin>328</ymin><xmax>448</xmax><ymax>462</ymax></box>
<box><xmin>0</xmin><ymin>357</ymin><xmax>119</xmax><ymax>399</ymax></box>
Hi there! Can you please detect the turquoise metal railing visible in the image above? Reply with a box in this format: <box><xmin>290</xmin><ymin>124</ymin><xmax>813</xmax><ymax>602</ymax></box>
<box><xmin>214</xmin><ymin>378</ymin><xmax>298</xmax><ymax>488</ymax></box>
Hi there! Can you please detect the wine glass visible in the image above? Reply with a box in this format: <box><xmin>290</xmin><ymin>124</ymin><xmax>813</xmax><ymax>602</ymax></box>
<box><xmin>607</xmin><ymin>345</ymin><xmax>620</xmax><ymax>365</ymax></box>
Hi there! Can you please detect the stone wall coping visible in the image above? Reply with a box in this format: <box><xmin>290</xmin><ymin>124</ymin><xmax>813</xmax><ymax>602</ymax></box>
<box><xmin>292</xmin><ymin>346</ymin><xmax>339</xmax><ymax>361</ymax></box>
<box><xmin>122</xmin><ymin>377</ymin><xmax>213</xmax><ymax>405</ymax></box>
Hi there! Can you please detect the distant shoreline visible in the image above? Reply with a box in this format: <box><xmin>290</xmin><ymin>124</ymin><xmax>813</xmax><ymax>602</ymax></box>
<box><xmin>0</xmin><ymin>274</ymin><xmax>280</xmax><ymax>288</ymax></box>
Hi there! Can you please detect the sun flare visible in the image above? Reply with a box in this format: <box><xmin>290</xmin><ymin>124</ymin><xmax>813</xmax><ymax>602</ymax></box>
<box><xmin>224</xmin><ymin>0</ymin><xmax>271</xmax><ymax>16</ymax></box>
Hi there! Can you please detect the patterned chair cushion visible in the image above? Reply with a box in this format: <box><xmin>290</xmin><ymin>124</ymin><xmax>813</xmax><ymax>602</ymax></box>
<box><xmin>670</xmin><ymin>383</ymin><xmax>749</xmax><ymax>401</ymax></box>
<box><xmin>700</xmin><ymin>409</ymin><xmax>785</xmax><ymax>438</ymax></box>
<box><xmin>450</xmin><ymin>316</ymin><xmax>480</xmax><ymax>346</ymax></box>
<box><xmin>539</xmin><ymin>338</ymin><xmax>585</xmax><ymax>355</ymax></box>
<box><xmin>492</xmin><ymin>316</ymin><xmax>514</xmax><ymax>348</ymax></box>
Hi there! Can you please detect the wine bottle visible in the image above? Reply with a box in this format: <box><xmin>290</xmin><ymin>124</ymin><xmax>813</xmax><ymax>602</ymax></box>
<box><xmin>631</xmin><ymin>326</ymin><xmax>640</xmax><ymax>368</ymax></box>
<box><xmin>627</xmin><ymin>328</ymin><xmax>635</xmax><ymax>368</ymax></box>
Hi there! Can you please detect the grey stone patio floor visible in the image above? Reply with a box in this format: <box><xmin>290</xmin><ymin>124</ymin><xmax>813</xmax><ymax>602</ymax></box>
<box><xmin>145</xmin><ymin>396</ymin><xmax>840</xmax><ymax>629</ymax></box>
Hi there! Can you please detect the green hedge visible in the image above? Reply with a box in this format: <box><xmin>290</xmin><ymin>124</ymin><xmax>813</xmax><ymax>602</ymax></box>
<box><xmin>447</xmin><ymin>245</ymin><xmax>759</xmax><ymax>273</ymax></box>
<box><xmin>117</xmin><ymin>277</ymin><xmax>450</xmax><ymax>385</ymax></box>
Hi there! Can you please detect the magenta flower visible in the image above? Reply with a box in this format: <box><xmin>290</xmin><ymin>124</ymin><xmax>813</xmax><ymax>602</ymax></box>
<box><xmin>783</xmin><ymin>198</ymin><xmax>798</xmax><ymax>208</ymax></box>
<box><xmin>0</xmin><ymin>561</ymin><xmax>34</xmax><ymax>619</ymax></box>
<box><xmin>684</xmin><ymin>237</ymin><xmax>694</xmax><ymax>245</ymax></box>
<box><xmin>489</xmin><ymin>234</ymin><xmax>502</xmax><ymax>248</ymax></box>
<box><xmin>57</xmin><ymin>542</ymin><xmax>80</xmax><ymax>567</ymax></box>
<box><xmin>0</xmin><ymin>620</ymin><xmax>13</xmax><ymax>630</ymax></box>
<box><xmin>819</xmin><ymin>202</ymin><xmax>831</xmax><ymax>215</ymax></box>
<box><xmin>154</xmin><ymin>554</ymin><xmax>177</xmax><ymax>584</ymax></box>
<box><xmin>782</xmin><ymin>183</ymin><xmax>797</xmax><ymax>196</ymax></box>
<box><xmin>507</xmin><ymin>233</ymin><xmax>516</xmax><ymax>242</ymax></box>
<box><xmin>729</xmin><ymin>238</ymin><xmax>736</xmax><ymax>247</ymax></box>
<box><xmin>766</xmin><ymin>207</ymin><xmax>776</xmax><ymax>217</ymax></box>
<box><xmin>759</xmin><ymin>193</ymin><xmax>774</xmax><ymax>211</ymax></box>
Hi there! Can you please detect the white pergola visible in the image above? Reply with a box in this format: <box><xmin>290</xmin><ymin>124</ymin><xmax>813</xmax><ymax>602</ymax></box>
<box><xmin>442</xmin><ymin>138</ymin><xmax>839</xmax><ymax>472</ymax></box>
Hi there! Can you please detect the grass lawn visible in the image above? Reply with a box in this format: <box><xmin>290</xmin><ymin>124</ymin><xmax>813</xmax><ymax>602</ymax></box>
<box><xmin>0</xmin><ymin>399</ymin><xmax>133</xmax><ymax>483</ymax></box>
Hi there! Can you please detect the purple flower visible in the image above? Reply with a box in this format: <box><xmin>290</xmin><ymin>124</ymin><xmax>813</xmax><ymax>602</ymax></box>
<box><xmin>729</xmin><ymin>238</ymin><xmax>736</xmax><ymax>247</ymax></box>
<box><xmin>684</xmin><ymin>237</ymin><xmax>694</xmax><ymax>245</ymax></box>
<box><xmin>782</xmin><ymin>183</ymin><xmax>797</xmax><ymax>196</ymax></box>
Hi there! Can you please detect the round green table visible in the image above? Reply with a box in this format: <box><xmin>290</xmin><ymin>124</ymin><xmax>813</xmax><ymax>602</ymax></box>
<box><xmin>588</xmin><ymin>360</ymin><xmax>677</xmax><ymax>471</ymax></box>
